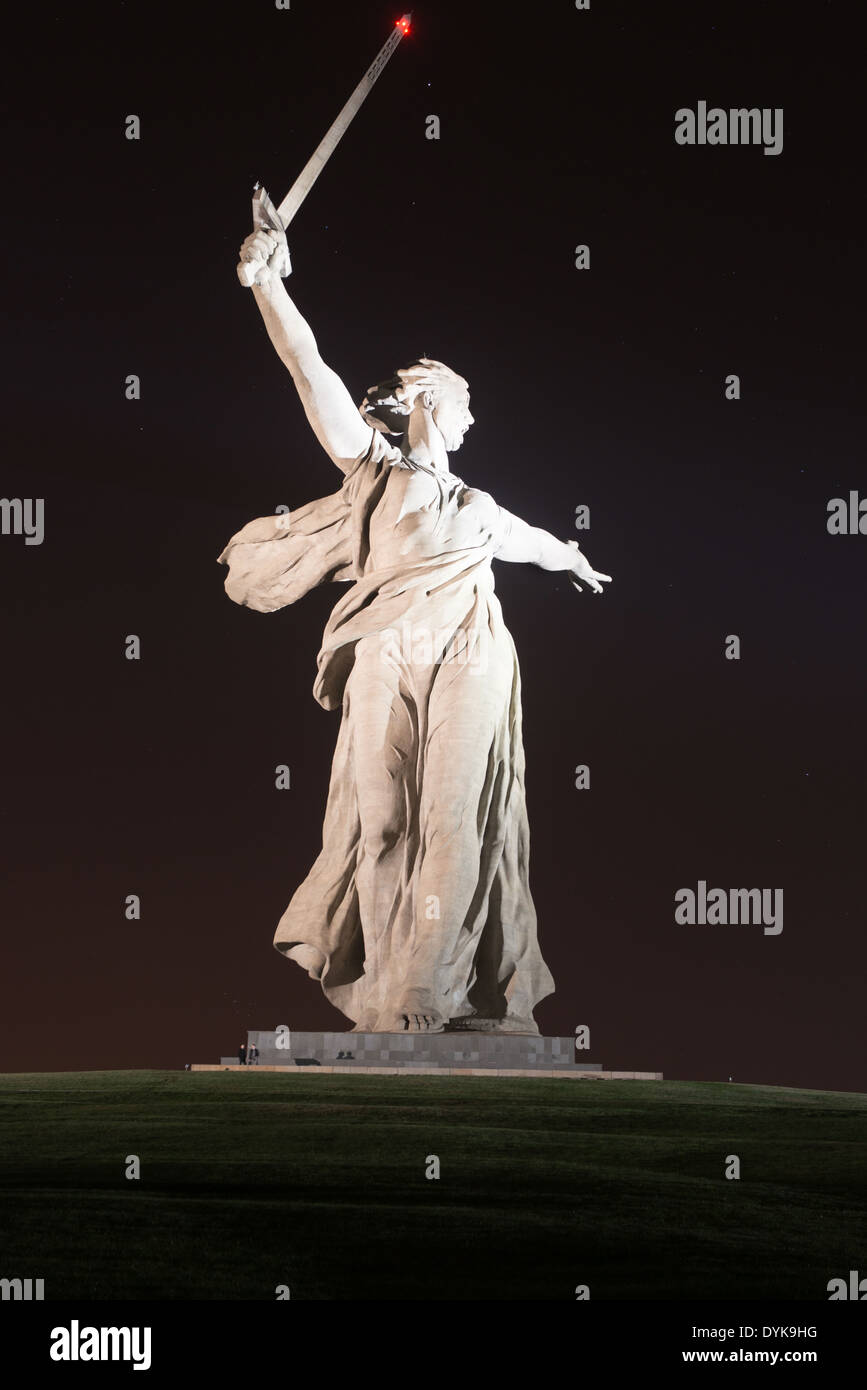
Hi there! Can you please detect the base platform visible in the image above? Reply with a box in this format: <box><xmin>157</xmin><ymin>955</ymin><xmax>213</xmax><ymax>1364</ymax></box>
<box><xmin>229</xmin><ymin>1030</ymin><xmax>593</xmax><ymax>1070</ymax></box>
<box><xmin>205</xmin><ymin>1030</ymin><xmax>658</xmax><ymax>1079</ymax></box>
<box><xmin>197</xmin><ymin>1064</ymin><xmax>662</xmax><ymax>1079</ymax></box>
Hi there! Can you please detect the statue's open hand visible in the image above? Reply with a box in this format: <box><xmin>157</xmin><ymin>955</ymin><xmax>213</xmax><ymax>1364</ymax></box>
<box><xmin>567</xmin><ymin>540</ymin><xmax>612</xmax><ymax>595</ymax></box>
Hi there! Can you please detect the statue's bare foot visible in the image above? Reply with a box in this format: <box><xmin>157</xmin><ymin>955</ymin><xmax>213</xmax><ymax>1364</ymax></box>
<box><xmin>404</xmin><ymin>1012</ymin><xmax>443</xmax><ymax>1033</ymax></box>
<box><xmin>447</xmin><ymin>1014</ymin><xmax>539</xmax><ymax>1034</ymax></box>
<box><xmin>376</xmin><ymin>1007</ymin><xmax>445</xmax><ymax>1033</ymax></box>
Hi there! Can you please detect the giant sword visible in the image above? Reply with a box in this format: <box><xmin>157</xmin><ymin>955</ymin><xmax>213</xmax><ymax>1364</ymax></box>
<box><xmin>237</xmin><ymin>12</ymin><xmax>413</xmax><ymax>287</ymax></box>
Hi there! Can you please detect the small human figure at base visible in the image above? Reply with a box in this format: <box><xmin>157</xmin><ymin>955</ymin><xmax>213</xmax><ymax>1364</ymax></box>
<box><xmin>238</xmin><ymin>1042</ymin><xmax>247</xmax><ymax>1066</ymax></box>
<box><xmin>248</xmin><ymin>1044</ymin><xmax>260</xmax><ymax>1065</ymax></box>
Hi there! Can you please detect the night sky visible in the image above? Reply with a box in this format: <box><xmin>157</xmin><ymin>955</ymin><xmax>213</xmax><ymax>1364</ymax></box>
<box><xmin>2</xmin><ymin>0</ymin><xmax>864</xmax><ymax>1090</ymax></box>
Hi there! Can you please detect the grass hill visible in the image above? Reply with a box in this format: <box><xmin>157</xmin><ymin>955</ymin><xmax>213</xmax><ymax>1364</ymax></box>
<box><xmin>0</xmin><ymin>1071</ymin><xmax>864</xmax><ymax>1300</ymax></box>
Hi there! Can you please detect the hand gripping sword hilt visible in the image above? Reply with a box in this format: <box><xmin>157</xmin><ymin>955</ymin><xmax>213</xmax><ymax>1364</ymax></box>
<box><xmin>236</xmin><ymin>184</ymin><xmax>292</xmax><ymax>288</ymax></box>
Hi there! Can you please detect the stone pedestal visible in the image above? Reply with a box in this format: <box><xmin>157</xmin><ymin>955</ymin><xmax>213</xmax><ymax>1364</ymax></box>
<box><xmin>222</xmin><ymin>1030</ymin><xmax>601</xmax><ymax>1071</ymax></box>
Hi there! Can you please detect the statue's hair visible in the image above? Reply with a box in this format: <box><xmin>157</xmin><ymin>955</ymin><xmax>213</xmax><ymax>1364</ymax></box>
<box><xmin>359</xmin><ymin>357</ymin><xmax>468</xmax><ymax>436</ymax></box>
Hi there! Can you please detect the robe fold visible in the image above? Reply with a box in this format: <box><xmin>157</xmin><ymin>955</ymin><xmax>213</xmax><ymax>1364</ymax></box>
<box><xmin>218</xmin><ymin>429</ymin><xmax>554</xmax><ymax>1032</ymax></box>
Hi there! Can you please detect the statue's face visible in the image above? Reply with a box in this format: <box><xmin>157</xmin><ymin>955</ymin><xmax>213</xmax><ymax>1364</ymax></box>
<box><xmin>433</xmin><ymin>384</ymin><xmax>474</xmax><ymax>452</ymax></box>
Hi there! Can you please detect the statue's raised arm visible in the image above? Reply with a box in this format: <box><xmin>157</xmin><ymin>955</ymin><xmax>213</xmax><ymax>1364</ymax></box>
<box><xmin>240</xmin><ymin>227</ymin><xmax>373</xmax><ymax>474</ymax></box>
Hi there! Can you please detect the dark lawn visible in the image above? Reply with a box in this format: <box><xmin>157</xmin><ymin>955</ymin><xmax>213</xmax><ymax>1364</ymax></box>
<box><xmin>0</xmin><ymin>1071</ymin><xmax>864</xmax><ymax>1299</ymax></box>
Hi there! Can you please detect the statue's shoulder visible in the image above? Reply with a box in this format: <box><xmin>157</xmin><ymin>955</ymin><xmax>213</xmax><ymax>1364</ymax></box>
<box><xmin>455</xmin><ymin>477</ymin><xmax>490</xmax><ymax>507</ymax></box>
<box><xmin>368</xmin><ymin>428</ymin><xmax>409</xmax><ymax>469</ymax></box>
<box><xmin>342</xmin><ymin>428</ymin><xmax>408</xmax><ymax>494</ymax></box>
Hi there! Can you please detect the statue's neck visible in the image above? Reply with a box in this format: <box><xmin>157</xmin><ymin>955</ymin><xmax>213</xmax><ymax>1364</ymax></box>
<box><xmin>403</xmin><ymin>407</ymin><xmax>449</xmax><ymax>473</ymax></box>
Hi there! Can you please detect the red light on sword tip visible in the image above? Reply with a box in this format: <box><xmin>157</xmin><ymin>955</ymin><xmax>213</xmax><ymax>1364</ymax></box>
<box><xmin>396</xmin><ymin>18</ymin><xmax>411</xmax><ymax>33</ymax></box>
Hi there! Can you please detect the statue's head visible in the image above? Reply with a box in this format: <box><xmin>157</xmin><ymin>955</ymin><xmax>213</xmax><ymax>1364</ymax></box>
<box><xmin>359</xmin><ymin>358</ymin><xmax>473</xmax><ymax>452</ymax></box>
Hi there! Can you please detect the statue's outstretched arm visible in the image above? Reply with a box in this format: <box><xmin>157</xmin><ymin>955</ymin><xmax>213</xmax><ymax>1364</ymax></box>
<box><xmin>495</xmin><ymin>510</ymin><xmax>613</xmax><ymax>595</ymax></box>
<box><xmin>241</xmin><ymin>229</ymin><xmax>373</xmax><ymax>474</ymax></box>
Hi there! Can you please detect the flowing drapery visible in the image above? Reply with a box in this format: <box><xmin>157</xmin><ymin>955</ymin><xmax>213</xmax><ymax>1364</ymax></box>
<box><xmin>218</xmin><ymin>430</ymin><xmax>554</xmax><ymax>1031</ymax></box>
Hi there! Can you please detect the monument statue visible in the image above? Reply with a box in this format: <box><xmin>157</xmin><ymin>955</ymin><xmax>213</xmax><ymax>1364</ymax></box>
<box><xmin>218</xmin><ymin>230</ymin><xmax>612</xmax><ymax>1035</ymax></box>
<box><xmin>217</xmin><ymin>18</ymin><xmax>610</xmax><ymax>1036</ymax></box>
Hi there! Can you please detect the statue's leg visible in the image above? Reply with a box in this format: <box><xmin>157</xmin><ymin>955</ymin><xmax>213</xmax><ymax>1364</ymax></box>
<box><xmin>383</xmin><ymin>628</ymin><xmax>520</xmax><ymax>1027</ymax></box>
<box><xmin>348</xmin><ymin>637</ymin><xmax>444</xmax><ymax>1033</ymax></box>
<box><xmin>463</xmin><ymin>634</ymin><xmax>554</xmax><ymax>1031</ymax></box>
